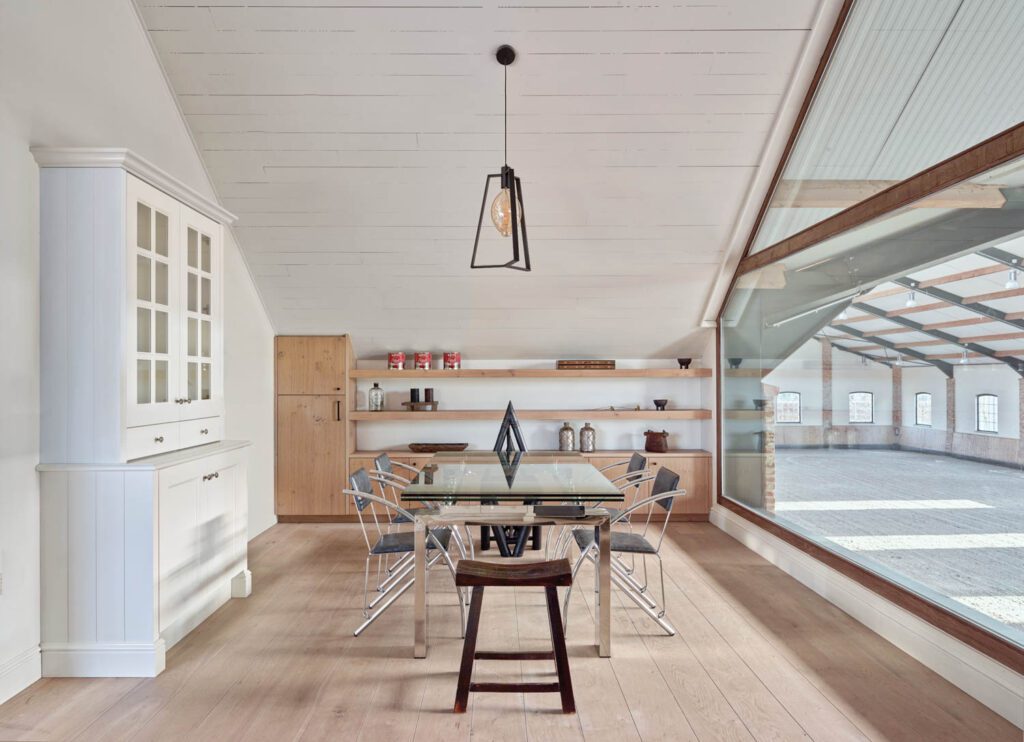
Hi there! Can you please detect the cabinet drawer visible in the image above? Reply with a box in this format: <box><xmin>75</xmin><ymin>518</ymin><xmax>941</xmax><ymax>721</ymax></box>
<box><xmin>180</xmin><ymin>416</ymin><xmax>223</xmax><ymax>449</ymax></box>
<box><xmin>126</xmin><ymin>422</ymin><xmax>181</xmax><ymax>460</ymax></box>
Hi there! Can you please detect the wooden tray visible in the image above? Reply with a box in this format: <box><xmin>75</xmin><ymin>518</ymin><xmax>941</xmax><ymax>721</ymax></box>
<box><xmin>401</xmin><ymin>401</ymin><xmax>439</xmax><ymax>411</ymax></box>
<box><xmin>409</xmin><ymin>443</ymin><xmax>469</xmax><ymax>453</ymax></box>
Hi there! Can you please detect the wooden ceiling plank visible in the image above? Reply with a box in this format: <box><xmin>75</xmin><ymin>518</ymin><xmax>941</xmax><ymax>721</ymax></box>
<box><xmin>771</xmin><ymin>179</ymin><xmax>1006</xmax><ymax>209</ymax></box>
<box><xmin>962</xmin><ymin>287</ymin><xmax>1024</xmax><ymax>304</ymax></box>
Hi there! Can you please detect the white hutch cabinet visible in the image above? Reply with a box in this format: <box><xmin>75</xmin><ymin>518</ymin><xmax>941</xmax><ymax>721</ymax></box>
<box><xmin>34</xmin><ymin>149</ymin><xmax>251</xmax><ymax>677</ymax></box>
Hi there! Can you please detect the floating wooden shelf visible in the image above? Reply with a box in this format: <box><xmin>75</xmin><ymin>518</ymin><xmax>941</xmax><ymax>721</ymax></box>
<box><xmin>349</xmin><ymin>368</ymin><xmax>711</xmax><ymax>379</ymax></box>
<box><xmin>350</xmin><ymin>448</ymin><xmax>713</xmax><ymax>459</ymax></box>
<box><xmin>350</xmin><ymin>408</ymin><xmax>712</xmax><ymax>421</ymax></box>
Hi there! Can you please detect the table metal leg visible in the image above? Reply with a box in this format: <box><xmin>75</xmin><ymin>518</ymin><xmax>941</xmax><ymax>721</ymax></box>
<box><xmin>597</xmin><ymin>517</ymin><xmax>611</xmax><ymax>657</ymax></box>
<box><xmin>414</xmin><ymin>520</ymin><xmax>427</xmax><ymax>658</ymax></box>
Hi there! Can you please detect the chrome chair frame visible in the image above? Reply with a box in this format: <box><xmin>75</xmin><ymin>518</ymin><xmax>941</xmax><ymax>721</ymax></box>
<box><xmin>346</xmin><ymin>486</ymin><xmax>466</xmax><ymax>637</ymax></box>
<box><xmin>548</xmin><ymin>454</ymin><xmax>651</xmax><ymax>565</ymax></box>
<box><xmin>371</xmin><ymin>459</ymin><xmax>474</xmax><ymax>561</ymax></box>
<box><xmin>561</xmin><ymin>482</ymin><xmax>683</xmax><ymax>636</ymax></box>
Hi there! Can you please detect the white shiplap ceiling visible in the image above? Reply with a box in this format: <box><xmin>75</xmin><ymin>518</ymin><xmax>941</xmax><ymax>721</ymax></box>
<box><xmin>136</xmin><ymin>0</ymin><xmax>831</xmax><ymax>359</ymax></box>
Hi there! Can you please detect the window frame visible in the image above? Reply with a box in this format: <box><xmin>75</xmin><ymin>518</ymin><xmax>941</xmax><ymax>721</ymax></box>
<box><xmin>975</xmin><ymin>393</ymin><xmax>999</xmax><ymax>433</ymax></box>
<box><xmin>775</xmin><ymin>391</ymin><xmax>802</xmax><ymax>424</ymax></box>
<box><xmin>847</xmin><ymin>391</ymin><xmax>874</xmax><ymax>424</ymax></box>
<box><xmin>914</xmin><ymin>392</ymin><xmax>932</xmax><ymax>427</ymax></box>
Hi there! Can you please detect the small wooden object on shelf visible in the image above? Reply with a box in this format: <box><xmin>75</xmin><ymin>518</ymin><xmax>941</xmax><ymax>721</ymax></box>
<box><xmin>409</xmin><ymin>442</ymin><xmax>469</xmax><ymax>453</ymax></box>
<box><xmin>401</xmin><ymin>401</ymin><xmax>439</xmax><ymax>411</ymax></box>
<box><xmin>557</xmin><ymin>359</ymin><xmax>616</xmax><ymax>370</ymax></box>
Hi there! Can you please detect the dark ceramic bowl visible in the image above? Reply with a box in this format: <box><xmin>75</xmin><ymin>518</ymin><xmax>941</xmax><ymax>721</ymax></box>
<box><xmin>676</xmin><ymin>357</ymin><xmax>692</xmax><ymax>369</ymax></box>
<box><xmin>653</xmin><ymin>399</ymin><xmax>669</xmax><ymax>411</ymax></box>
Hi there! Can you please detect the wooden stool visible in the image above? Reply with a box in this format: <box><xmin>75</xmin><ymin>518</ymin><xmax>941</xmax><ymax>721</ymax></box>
<box><xmin>453</xmin><ymin>559</ymin><xmax>576</xmax><ymax>714</ymax></box>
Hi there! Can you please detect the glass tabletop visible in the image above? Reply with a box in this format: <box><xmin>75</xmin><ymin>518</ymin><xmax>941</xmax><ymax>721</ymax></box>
<box><xmin>401</xmin><ymin>452</ymin><xmax>624</xmax><ymax>502</ymax></box>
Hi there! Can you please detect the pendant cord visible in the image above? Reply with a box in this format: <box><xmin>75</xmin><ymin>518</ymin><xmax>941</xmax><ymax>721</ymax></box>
<box><xmin>503</xmin><ymin>64</ymin><xmax>508</xmax><ymax>166</ymax></box>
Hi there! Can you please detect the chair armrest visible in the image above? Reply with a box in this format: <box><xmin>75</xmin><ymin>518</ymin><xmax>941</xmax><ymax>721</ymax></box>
<box><xmin>609</xmin><ymin>489</ymin><xmax>687</xmax><ymax>524</ymax></box>
<box><xmin>343</xmin><ymin>488</ymin><xmax>417</xmax><ymax>523</ymax></box>
<box><xmin>609</xmin><ymin>468</ymin><xmax>652</xmax><ymax>485</ymax></box>
<box><xmin>597</xmin><ymin>459</ymin><xmax>630</xmax><ymax>473</ymax></box>
<box><xmin>373</xmin><ymin>470</ymin><xmax>412</xmax><ymax>486</ymax></box>
<box><xmin>610</xmin><ymin>473</ymin><xmax>657</xmax><ymax>494</ymax></box>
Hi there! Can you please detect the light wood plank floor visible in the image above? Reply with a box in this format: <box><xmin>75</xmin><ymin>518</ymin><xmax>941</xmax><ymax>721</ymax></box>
<box><xmin>0</xmin><ymin>523</ymin><xmax>1017</xmax><ymax>741</ymax></box>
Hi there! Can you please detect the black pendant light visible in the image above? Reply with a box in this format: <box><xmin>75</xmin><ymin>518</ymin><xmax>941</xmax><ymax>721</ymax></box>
<box><xmin>471</xmin><ymin>45</ymin><xmax>531</xmax><ymax>271</ymax></box>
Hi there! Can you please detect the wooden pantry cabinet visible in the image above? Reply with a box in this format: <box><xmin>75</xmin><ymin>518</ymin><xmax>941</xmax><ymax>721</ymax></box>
<box><xmin>275</xmin><ymin>336</ymin><xmax>354</xmax><ymax>517</ymax></box>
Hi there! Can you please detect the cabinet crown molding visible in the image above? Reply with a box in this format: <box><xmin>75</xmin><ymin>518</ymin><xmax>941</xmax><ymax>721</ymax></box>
<box><xmin>31</xmin><ymin>147</ymin><xmax>236</xmax><ymax>225</ymax></box>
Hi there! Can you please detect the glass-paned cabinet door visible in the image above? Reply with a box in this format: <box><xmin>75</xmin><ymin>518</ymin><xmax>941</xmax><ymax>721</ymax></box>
<box><xmin>127</xmin><ymin>176</ymin><xmax>180</xmax><ymax>427</ymax></box>
<box><xmin>179</xmin><ymin>205</ymin><xmax>223</xmax><ymax>420</ymax></box>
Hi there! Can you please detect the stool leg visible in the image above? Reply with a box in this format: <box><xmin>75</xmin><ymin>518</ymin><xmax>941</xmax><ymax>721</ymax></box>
<box><xmin>455</xmin><ymin>586</ymin><xmax>485</xmax><ymax>713</ymax></box>
<box><xmin>544</xmin><ymin>586</ymin><xmax>576</xmax><ymax>713</ymax></box>
<box><xmin>480</xmin><ymin>526</ymin><xmax>491</xmax><ymax>551</ymax></box>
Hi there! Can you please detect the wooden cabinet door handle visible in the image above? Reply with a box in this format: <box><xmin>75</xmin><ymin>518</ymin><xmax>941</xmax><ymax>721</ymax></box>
<box><xmin>335</xmin><ymin>400</ymin><xmax>342</xmax><ymax>421</ymax></box>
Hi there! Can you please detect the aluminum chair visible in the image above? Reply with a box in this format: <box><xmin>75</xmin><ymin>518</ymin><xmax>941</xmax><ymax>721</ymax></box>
<box><xmin>357</xmin><ymin>468</ymin><xmax>440</xmax><ymax>596</ymax></box>
<box><xmin>346</xmin><ymin>468</ymin><xmax>466</xmax><ymax>637</ymax></box>
<box><xmin>372</xmin><ymin>454</ymin><xmax>473</xmax><ymax>560</ymax></box>
<box><xmin>548</xmin><ymin>452</ymin><xmax>651</xmax><ymax>561</ymax></box>
<box><xmin>561</xmin><ymin>467</ymin><xmax>683</xmax><ymax>636</ymax></box>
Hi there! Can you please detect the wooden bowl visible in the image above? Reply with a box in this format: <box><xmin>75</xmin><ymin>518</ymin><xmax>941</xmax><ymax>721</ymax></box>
<box><xmin>408</xmin><ymin>443</ymin><xmax>469</xmax><ymax>453</ymax></box>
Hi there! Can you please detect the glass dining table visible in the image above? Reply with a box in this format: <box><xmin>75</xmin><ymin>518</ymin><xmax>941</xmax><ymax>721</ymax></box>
<box><xmin>402</xmin><ymin>452</ymin><xmax>623</xmax><ymax>659</ymax></box>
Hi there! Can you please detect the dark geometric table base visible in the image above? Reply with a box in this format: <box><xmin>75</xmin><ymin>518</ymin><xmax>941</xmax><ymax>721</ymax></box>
<box><xmin>478</xmin><ymin>524</ymin><xmax>543</xmax><ymax>557</ymax></box>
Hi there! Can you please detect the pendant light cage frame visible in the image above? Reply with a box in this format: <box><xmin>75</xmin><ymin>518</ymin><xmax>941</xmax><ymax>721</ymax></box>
<box><xmin>471</xmin><ymin>45</ymin><xmax>531</xmax><ymax>272</ymax></box>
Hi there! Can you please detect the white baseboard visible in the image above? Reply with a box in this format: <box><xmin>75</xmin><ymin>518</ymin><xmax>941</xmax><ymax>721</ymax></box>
<box><xmin>710</xmin><ymin>505</ymin><xmax>1024</xmax><ymax>729</ymax></box>
<box><xmin>0</xmin><ymin>646</ymin><xmax>41</xmax><ymax>705</ymax></box>
<box><xmin>231</xmin><ymin>568</ymin><xmax>253</xmax><ymax>598</ymax></box>
<box><xmin>41</xmin><ymin>640</ymin><xmax>166</xmax><ymax>678</ymax></box>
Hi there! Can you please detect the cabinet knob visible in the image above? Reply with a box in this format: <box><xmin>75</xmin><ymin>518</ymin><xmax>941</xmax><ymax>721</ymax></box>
<box><xmin>154</xmin><ymin>436</ymin><xmax>164</xmax><ymax>443</ymax></box>
<box><xmin>200</xmin><ymin>428</ymin><xmax>209</xmax><ymax>435</ymax></box>
<box><xmin>202</xmin><ymin>471</ymin><xmax>220</xmax><ymax>482</ymax></box>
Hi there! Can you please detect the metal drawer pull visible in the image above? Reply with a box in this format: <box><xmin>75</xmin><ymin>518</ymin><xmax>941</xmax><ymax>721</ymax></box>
<box><xmin>200</xmin><ymin>428</ymin><xmax>209</xmax><ymax>435</ymax></box>
<box><xmin>154</xmin><ymin>436</ymin><xmax>164</xmax><ymax>443</ymax></box>
<box><xmin>202</xmin><ymin>472</ymin><xmax>220</xmax><ymax>482</ymax></box>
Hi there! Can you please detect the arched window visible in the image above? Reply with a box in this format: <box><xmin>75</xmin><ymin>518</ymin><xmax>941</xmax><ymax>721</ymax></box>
<box><xmin>976</xmin><ymin>394</ymin><xmax>998</xmax><ymax>433</ymax></box>
<box><xmin>915</xmin><ymin>392</ymin><xmax>932</xmax><ymax>426</ymax></box>
<box><xmin>848</xmin><ymin>391</ymin><xmax>873</xmax><ymax>423</ymax></box>
<box><xmin>775</xmin><ymin>392</ymin><xmax>801</xmax><ymax>423</ymax></box>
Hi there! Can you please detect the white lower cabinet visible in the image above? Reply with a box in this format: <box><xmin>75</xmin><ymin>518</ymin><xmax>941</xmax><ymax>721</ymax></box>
<box><xmin>39</xmin><ymin>441</ymin><xmax>251</xmax><ymax>678</ymax></box>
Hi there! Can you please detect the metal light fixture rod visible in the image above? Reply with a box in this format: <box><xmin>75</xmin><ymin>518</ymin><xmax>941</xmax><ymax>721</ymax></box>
<box><xmin>470</xmin><ymin>45</ymin><xmax>531</xmax><ymax>272</ymax></box>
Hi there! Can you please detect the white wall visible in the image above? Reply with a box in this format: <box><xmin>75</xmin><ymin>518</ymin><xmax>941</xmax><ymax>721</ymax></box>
<box><xmin>954</xmin><ymin>365</ymin><xmax>1021</xmax><ymax>439</ymax></box>
<box><xmin>0</xmin><ymin>0</ymin><xmax>274</xmax><ymax>703</ymax></box>
<box><xmin>223</xmin><ymin>232</ymin><xmax>276</xmax><ymax>539</ymax></box>
<box><xmin>902</xmin><ymin>365</ymin><xmax>948</xmax><ymax>431</ymax></box>
<box><xmin>764</xmin><ymin>339</ymin><xmax>824</xmax><ymax>426</ymax></box>
<box><xmin>831</xmin><ymin>348</ymin><xmax>893</xmax><ymax>426</ymax></box>
<box><xmin>0</xmin><ymin>109</ymin><xmax>44</xmax><ymax>704</ymax></box>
